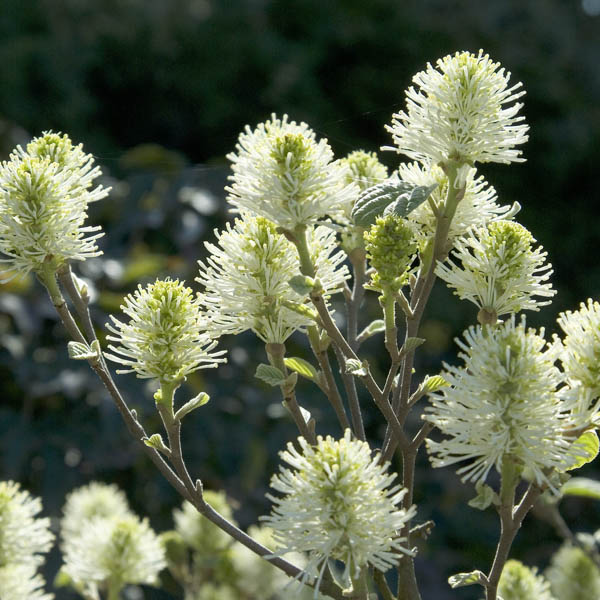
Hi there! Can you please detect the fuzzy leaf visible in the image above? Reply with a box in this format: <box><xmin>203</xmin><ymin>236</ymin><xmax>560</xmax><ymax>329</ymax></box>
<box><xmin>174</xmin><ymin>392</ymin><xmax>210</xmax><ymax>421</ymax></box>
<box><xmin>144</xmin><ymin>433</ymin><xmax>170</xmax><ymax>454</ymax></box>
<box><xmin>345</xmin><ymin>358</ymin><xmax>368</xmax><ymax>377</ymax></box>
<box><xmin>561</xmin><ymin>477</ymin><xmax>600</xmax><ymax>500</ymax></box>
<box><xmin>421</xmin><ymin>375</ymin><xmax>450</xmax><ymax>394</ymax></box>
<box><xmin>352</xmin><ymin>180</ymin><xmax>437</xmax><ymax>227</ymax></box>
<box><xmin>255</xmin><ymin>364</ymin><xmax>286</xmax><ymax>386</ymax></box>
<box><xmin>468</xmin><ymin>481</ymin><xmax>499</xmax><ymax>510</ymax></box>
<box><xmin>289</xmin><ymin>275</ymin><xmax>314</xmax><ymax>296</ymax></box>
<box><xmin>401</xmin><ymin>337</ymin><xmax>426</xmax><ymax>355</ymax></box>
<box><xmin>67</xmin><ymin>340</ymin><xmax>101</xmax><ymax>361</ymax></box>
<box><xmin>566</xmin><ymin>431</ymin><xmax>600</xmax><ymax>471</ymax></box>
<box><xmin>448</xmin><ymin>570</ymin><xmax>487</xmax><ymax>588</ymax></box>
<box><xmin>284</xmin><ymin>357</ymin><xmax>318</xmax><ymax>381</ymax></box>
<box><xmin>357</xmin><ymin>319</ymin><xmax>385</xmax><ymax>341</ymax></box>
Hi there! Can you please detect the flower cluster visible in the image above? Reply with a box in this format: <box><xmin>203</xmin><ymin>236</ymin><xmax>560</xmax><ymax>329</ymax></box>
<box><xmin>0</xmin><ymin>481</ymin><xmax>54</xmax><ymax>600</ymax></box>
<box><xmin>424</xmin><ymin>317</ymin><xmax>575</xmax><ymax>487</ymax></box>
<box><xmin>197</xmin><ymin>216</ymin><xmax>347</xmax><ymax>344</ymax></box>
<box><xmin>263</xmin><ymin>430</ymin><xmax>415</xmax><ymax>591</ymax></box>
<box><xmin>435</xmin><ymin>220</ymin><xmax>555</xmax><ymax>321</ymax></box>
<box><xmin>59</xmin><ymin>482</ymin><xmax>165</xmax><ymax>597</ymax></box>
<box><xmin>226</xmin><ymin>114</ymin><xmax>357</xmax><ymax>230</ymax></box>
<box><xmin>0</xmin><ymin>131</ymin><xmax>108</xmax><ymax>282</ymax></box>
<box><xmin>385</xmin><ymin>50</ymin><xmax>529</xmax><ymax>166</ymax></box>
<box><xmin>106</xmin><ymin>278</ymin><xmax>226</xmax><ymax>383</ymax></box>
<box><xmin>498</xmin><ymin>560</ymin><xmax>556</xmax><ymax>600</ymax></box>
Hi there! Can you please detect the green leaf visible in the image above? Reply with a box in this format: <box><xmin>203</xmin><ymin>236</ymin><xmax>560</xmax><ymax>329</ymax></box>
<box><xmin>448</xmin><ymin>570</ymin><xmax>487</xmax><ymax>588</ymax></box>
<box><xmin>357</xmin><ymin>319</ymin><xmax>385</xmax><ymax>342</ymax></box>
<box><xmin>144</xmin><ymin>433</ymin><xmax>170</xmax><ymax>454</ymax></box>
<box><xmin>284</xmin><ymin>357</ymin><xmax>318</xmax><ymax>381</ymax></box>
<box><xmin>566</xmin><ymin>430</ymin><xmax>600</xmax><ymax>471</ymax></box>
<box><xmin>174</xmin><ymin>392</ymin><xmax>210</xmax><ymax>421</ymax></box>
<box><xmin>345</xmin><ymin>358</ymin><xmax>368</xmax><ymax>377</ymax></box>
<box><xmin>561</xmin><ymin>477</ymin><xmax>600</xmax><ymax>500</ymax></box>
<box><xmin>351</xmin><ymin>180</ymin><xmax>437</xmax><ymax>227</ymax></box>
<box><xmin>67</xmin><ymin>340</ymin><xmax>101</xmax><ymax>361</ymax></box>
<box><xmin>255</xmin><ymin>364</ymin><xmax>286</xmax><ymax>386</ymax></box>
<box><xmin>468</xmin><ymin>481</ymin><xmax>499</xmax><ymax>510</ymax></box>
<box><xmin>401</xmin><ymin>337</ymin><xmax>426</xmax><ymax>355</ymax></box>
<box><xmin>421</xmin><ymin>374</ymin><xmax>450</xmax><ymax>394</ymax></box>
<box><xmin>289</xmin><ymin>275</ymin><xmax>314</xmax><ymax>296</ymax></box>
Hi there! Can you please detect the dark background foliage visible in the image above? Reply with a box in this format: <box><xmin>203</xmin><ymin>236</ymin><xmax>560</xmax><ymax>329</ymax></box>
<box><xmin>0</xmin><ymin>1</ymin><xmax>599</xmax><ymax>598</ymax></box>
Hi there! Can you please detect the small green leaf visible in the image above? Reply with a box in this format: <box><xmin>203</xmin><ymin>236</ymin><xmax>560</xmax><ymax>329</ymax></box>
<box><xmin>289</xmin><ymin>275</ymin><xmax>315</xmax><ymax>296</ymax></box>
<box><xmin>401</xmin><ymin>337</ymin><xmax>426</xmax><ymax>355</ymax></box>
<box><xmin>255</xmin><ymin>364</ymin><xmax>286</xmax><ymax>386</ymax></box>
<box><xmin>284</xmin><ymin>357</ymin><xmax>318</xmax><ymax>380</ymax></box>
<box><xmin>561</xmin><ymin>477</ymin><xmax>600</xmax><ymax>500</ymax></box>
<box><xmin>345</xmin><ymin>358</ymin><xmax>368</xmax><ymax>377</ymax></box>
<box><xmin>421</xmin><ymin>374</ymin><xmax>450</xmax><ymax>394</ymax></box>
<box><xmin>357</xmin><ymin>319</ymin><xmax>385</xmax><ymax>342</ymax></box>
<box><xmin>351</xmin><ymin>180</ymin><xmax>438</xmax><ymax>227</ymax></box>
<box><xmin>448</xmin><ymin>570</ymin><xmax>487</xmax><ymax>589</ymax></box>
<box><xmin>144</xmin><ymin>433</ymin><xmax>170</xmax><ymax>454</ymax></box>
<box><xmin>174</xmin><ymin>392</ymin><xmax>210</xmax><ymax>421</ymax></box>
<box><xmin>468</xmin><ymin>481</ymin><xmax>499</xmax><ymax>510</ymax></box>
<box><xmin>282</xmin><ymin>371</ymin><xmax>299</xmax><ymax>393</ymax></box>
<box><xmin>566</xmin><ymin>430</ymin><xmax>600</xmax><ymax>471</ymax></box>
<box><xmin>67</xmin><ymin>340</ymin><xmax>100</xmax><ymax>361</ymax></box>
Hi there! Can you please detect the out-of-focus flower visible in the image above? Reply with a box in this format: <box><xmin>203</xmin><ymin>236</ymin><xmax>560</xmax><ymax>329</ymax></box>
<box><xmin>263</xmin><ymin>430</ymin><xmax>416</xmax><ymax>592</ymax></box>
<box><xmin>0</xmin><ymin>480</ymin><xmax>54</xmax><ymax>566</ymax></box>
<box><xmin>0</xmin><ymin>564</ymin><xmax>54</xmax><ymax>600</ymax></box>
<box><xmin>398</xmin><ymin>162</ymin><xmax>517</xmax><ymax>245</ymax></box>
<box><xmin>197</xmin><ymin>216</ymin><xmax>347</xmax><ymax>344</ymax></box>
<box><xmin>226</xmin><ymin>114</ymin><xmax>357</xmax><ymax>230</ymax></box>
<box><xmin>545</xmin><ymin>544</ymin><xmax>600</xmax><ymax>600</ymax></box>
<box><xmin>0</xmin><ymin>132</ymin><xmax>109</xmax><ymax>282</ymax></box>
<box><xmin>498</xmin><ymin>560</ymin><xmax>556</xmax><ymax>600</ymax></box>
<box><xmin>60</xmin><ymin>482</ymin><xmax>132</xmax><ymax>542</ymax></box>
<box><xmin>435</xmin><ymin>221</ymin><xmax>555</xmax><ymax>321</ymax></box>
<box><xmin>105</xmin><ymin>278</ymin><xmax>226</xmax><ymax>383</ymax></box>
<box><xmin>62</xmin><ymin>514</ymin><xmax>166</xmax><ymax>590</ymax></box>
<box><xmin>384</xmin><ymin>51</ymin><xmax>529</xmax><ymax>166</ymax></box>
<box><xmin>424</xmin><ymin>317</ymin><xmax>574</xmax><ymax>487</ymax></box>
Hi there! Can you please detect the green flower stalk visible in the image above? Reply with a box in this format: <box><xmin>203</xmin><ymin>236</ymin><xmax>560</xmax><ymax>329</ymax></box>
<box><xmin>263</xmin><ymin>430</ymin><xmax>416</xmax><ymax>593</ymax></box>
<box><xmin>364</xmin><ymin>214</ymin><xmax>417</xmax><ymax>294</ymax></box>
<box><xmin>498</xmin><ymin>560</ymin><xmax>556</xmax><ymax>600</ymax></box>
<box><xmin>424</xmin><ymin>317</ymin><xmax>576</xmax><ymax>487</ymax></box>
<box><xmin>0</xmin><ymin>131</ymin><xmax>109</xmax><ymax>282</ymax></box>
<box><xmin>197</xmin><ymin>215</ymin><xmax>347</xmax><ymax>344</ymax></box>
<box><xmin>106</xmin><ymin>278</ymin><xmax>226</xmax><ymax>383</ymax></box>
<box><xmin>226</xmin><ymin>114</ymin><xmax>357</xmax><ymax>230</ymax></box>
<box><xmin>384</xmin><ymin>50</ymin><xmax>529</xmax><ymax>166</ymax></box>
<box><xmin>436</xmin><ymin>220</ymin><xmax>555</xmax><ymax>322</ymax></box>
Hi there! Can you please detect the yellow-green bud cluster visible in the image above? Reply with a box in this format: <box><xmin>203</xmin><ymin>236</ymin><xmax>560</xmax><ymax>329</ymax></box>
<box><xmin>364</xmin><ymin>214</ymin><xmax>416</xmax><ymax>293</ymax></box>
<box><xmin>498</xmin><ymin>560</ymin><xmax>555</xmax><ymax>600</ymax></box>
<box><xmin>341</xmin><ymin>150</ymin><xmax>389</xmax><ymax>193</ymax></box>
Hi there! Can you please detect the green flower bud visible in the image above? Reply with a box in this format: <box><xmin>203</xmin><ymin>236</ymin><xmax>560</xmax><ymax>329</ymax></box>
<box><xmin>498</xmin><ymin>559</ymin><xmax>555</xmax><ymax>600</ymax></box>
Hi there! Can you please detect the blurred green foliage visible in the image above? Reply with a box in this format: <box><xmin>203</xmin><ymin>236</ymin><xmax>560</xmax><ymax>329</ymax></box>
<box><xmin>0</xmin><ymin>1</ymin><xmax>599</xmax><ymax>598</ymax></box>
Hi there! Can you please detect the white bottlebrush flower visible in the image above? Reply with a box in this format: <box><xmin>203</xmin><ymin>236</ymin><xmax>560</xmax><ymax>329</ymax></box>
<box><xmin>436</xmin><ymin>220</ymin><xmax>555</xmax><ymax>320</ymax></box>
<box><xmin>384</xmin><ymin>50</ymin><xmax>529</xmax><ymax>166</ymax></box>
<box><xmin>105</xmin><ymin>278</ymin><xmax>226</xmax><ymax>383</ymax></box>
<box><xmin>197</xmin><ymin>215</ymin><xmax>347</xmax><ymax>344</ymax></box>
<box><xmin>61</xmin><ymin>514</ymin><xmax>166</xmax><ymax>589</ymax></box>
<box><xmin>0</xmin><ymin>563</ymin><xmax>54</xmax><ymax>600</ymax></box>
<box><xmin>226</xmin><ymin>114</ymin><xmax>357</xmax><ymax>230</ymax></box>
<box><xmin>498</xmin><ymin>559</ymin><xmax>556</xmax><ymax>600</ymax></box>
<box><xmin>0</xmin><ymin>480</ymin><xmax>54</xmax><ymax>566</ymax></box>
<box><xmin>424</xmin><ymin>317</ymin><xmax>574</xmax><ymax>487</ymax></box>
<box><xmin>398</xmin><ymin>162</ymin><xmax>517</xmax><ymax>244</ymax></box>
<box><xmin>60</xmin><ymin>482</ymin><xmax>132</xmax><ymax>543</ymax></box>
<box><xmin>263</xmin><ymin>430</ymin><xmax>416</xmax><ymax>591</ymax></box>
<box><xmin>0</xmin><ymin>132</ymin><xmax>109</xmax><ymax>282</ymax></box>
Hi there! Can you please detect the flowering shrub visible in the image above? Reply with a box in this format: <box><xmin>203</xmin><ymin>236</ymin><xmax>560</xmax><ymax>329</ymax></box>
<box><xmin>1</xmin><ymin>50</ymin><xmax>600</xmax><ymax>600</ymax></box>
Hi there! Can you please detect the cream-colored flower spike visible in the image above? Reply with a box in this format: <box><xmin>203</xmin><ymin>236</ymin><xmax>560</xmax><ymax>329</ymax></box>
<box><xmin>436</xmin><ymin>221</ymin><xmax>555</xmax><ymax>322</ymax></box>
<box><xmin>0</xmin><ymin>132</ymin><xmax>109</xmax><ymax>282</ymax></box>
<box><xmin>385</xmin><ymin>50</ymin><xmax>529</xmax><ymax>166</ymax></box>
<box><xmin>0</xmin><ymin>564</ymin><xmax>54</xmax><ymax>600</ymax></box>
<box><xmin>226</xmin><ymin>114</ymin><xmax>358</xmax><ymax>230</ymax></box>
<box><xmin>424</xmin><ymin>317</ymin><xmax>575</xmax><ymax>488</ymax></box>
<box><xmin>263</xmin><ymin>430</ymin><xmax>416</xmax><ymax>593</ymax></box>
<box><xmin>105</xmin><ymin>278</ymin><xmax>226</xmax><ymax>383</ymax></box>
